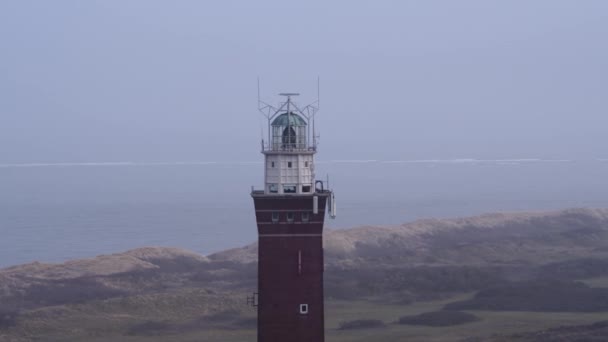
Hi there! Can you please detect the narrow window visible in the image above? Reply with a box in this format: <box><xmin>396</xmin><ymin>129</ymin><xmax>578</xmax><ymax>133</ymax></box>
<box><xmin>269</xmin><ymin>184</ymin><xmax>278</xmax><ymax>193</ymax></box>
<box><xmin>286</xmin><ymin>212</ymin><xmax>294</xmax><ymax>222</ymax></box>
<box><xmin>288</xmin><ymin>161</ymin><xmax>292</xmax><ymax>168</ymax></box>
<box><xmin>272</xmin><ymin>212</ymin><xmax>279</xmax><ymax>223</ymax></box>
<box><xmin>302</xmin><ymin>212</ymin><xmax>309</xmax><ymax>222</ymax></box>
<box><xmin>305</xmin><ymin>161</ymin><xmax>309</xmax><ymax>167</ymax></box>
<box><xmin>298</xmin><ymin>250</ymin><xmax>302</xmax><ymax>275</ymax></box>
<box><xmin>299</xmin><ymin>304</ymin><xmax>308</xmax><ymax>314</ymax></box>
<box><xmin>271</xmin><ymin>161</ymin><xmax>275</xmax><ymax>168</ymax></box>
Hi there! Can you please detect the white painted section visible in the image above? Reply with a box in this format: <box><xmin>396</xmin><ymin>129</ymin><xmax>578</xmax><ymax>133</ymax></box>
<box><xmin>264</xmin><ymin>153</ymin><xmax>315</xmax><ymax>194</ymax></box>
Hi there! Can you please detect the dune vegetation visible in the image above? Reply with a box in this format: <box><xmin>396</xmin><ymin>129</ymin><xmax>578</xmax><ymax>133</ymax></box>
<box><xmin>2</xmin><ymin>208</ymin><xmax>608</xmax><ymax>341</ymax></box>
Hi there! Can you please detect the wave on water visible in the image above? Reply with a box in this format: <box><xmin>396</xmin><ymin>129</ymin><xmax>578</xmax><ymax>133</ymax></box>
<box><xmin>381</xmin><ymin>158</ymin><xmax>572</xmax><ymax>164</ymax></box>
<box><xmin>0</xmin><ymin>159</ymin><xmax>583</xmax><ymax>169</ymax></box>
<box><xmin>322</xmin><ymin>160</ymin><xmax>378</xmax><ymax>164</ymax></box>
<box><xmin>0</xmin><ymin>161</ymin><xmax>235</xmax><ymax>168</ymax></box>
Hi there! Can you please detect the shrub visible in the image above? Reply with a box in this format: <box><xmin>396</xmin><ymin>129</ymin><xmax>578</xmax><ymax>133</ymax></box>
<box><xmin>24</xmin><ymin>277</ymin><xmax>125</xmax><ymax>306</ymax></box>
<box><xmin>126</xmin><ymin>320</ymin><xmax>173</xmax><ymax>336</ymax></box>
<box><xmin>398</xmin><ymin>311</ymin><xmax>479</xmax><ymax>327</ymax></box>
<box><xmin>0</xmin><ymin>309</ymin><xmax>17</xmax><ymax>329</ymax></box>
<box><xmin>339</xmin><ymin>319</ymin><xmax>385</xmax><ymax>330</ymax></box>
<box><xmin>444</xmin><ymin>280</ymin><xmax>608</xmax><ymax>312</ymax></box>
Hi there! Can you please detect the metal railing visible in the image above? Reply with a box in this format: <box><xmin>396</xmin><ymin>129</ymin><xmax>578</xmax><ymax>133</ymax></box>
<box><xmin>262</xmin><ymin>142</ymin><xmax>316</xmax><ymax>153</ymax></box>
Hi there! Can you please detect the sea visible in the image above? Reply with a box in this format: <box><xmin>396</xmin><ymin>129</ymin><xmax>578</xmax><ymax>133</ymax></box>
<box><xmin>1</xmin><ymin>158</ymin><xmax>608</xmax><ymax>267</ymax></box>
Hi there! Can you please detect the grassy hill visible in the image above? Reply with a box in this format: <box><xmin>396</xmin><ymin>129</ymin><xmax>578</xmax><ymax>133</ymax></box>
<box><xmin>2</xmin><ymin>208</ymin><xmax>608</xmax><ymax>341</ymax></box>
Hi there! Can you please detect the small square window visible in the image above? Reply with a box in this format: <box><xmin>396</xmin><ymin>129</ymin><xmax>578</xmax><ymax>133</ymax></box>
<box><xmin>272</xmin><ymin>212</ymin><xmax>279</xmax><ymax>223</ymax></box>
<box><xmin>299</xmin><ymin>304</ymin><xmax>308</xmax><ymax>314</ymax></box>
<box><xmin>286</xmin><ymin>212</ymin><xmax>294</xmax><ymax>222</ymax></box>
<box><xmin>284</xmin><ymin>185</ymin><xmax>296</xmax><ymax>193</ymax></box>
<box><xmin>302</xmin><ymin>185</ymin><xmax>311</xmax><ymax>193</ymax></box>
<box><xmin>302</xmin><ymin>212</ymin><xmax>309</xmax><ymax>222</ymax></box>
<box><xmin>269</xmin><ymin>184</ymin><xmax>278</xmax><ymax>193</ymax></box>
<box><xmin>288</xmin><ymin>162</ymin><xmax>292</xmax><ymax>168</ymax></box>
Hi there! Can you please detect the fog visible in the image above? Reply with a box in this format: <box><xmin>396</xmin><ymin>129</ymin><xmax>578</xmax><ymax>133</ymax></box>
<box><xmin>1</xmin><ymin>0</ymin><xmax>607</xmax><ymax>165</ymax></box>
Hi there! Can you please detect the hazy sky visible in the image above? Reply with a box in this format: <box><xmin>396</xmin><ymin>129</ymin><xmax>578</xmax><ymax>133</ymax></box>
<box><xmin>1</xmin><ymin>1</ymin><xmax>607</xmax><ymax>163</ymax></box>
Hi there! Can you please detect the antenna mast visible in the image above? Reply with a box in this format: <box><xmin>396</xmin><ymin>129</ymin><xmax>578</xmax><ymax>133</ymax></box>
<box><xmin>257</xmin><ymin>81</ymin><xmax>320</xmax><ymax>152</ymax></box>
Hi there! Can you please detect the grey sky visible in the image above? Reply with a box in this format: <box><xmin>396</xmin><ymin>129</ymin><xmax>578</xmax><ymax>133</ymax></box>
<box><xmin>1</xmin><ymin>0</ymin><xmax>607</xmax><ymax>163</ymax></box>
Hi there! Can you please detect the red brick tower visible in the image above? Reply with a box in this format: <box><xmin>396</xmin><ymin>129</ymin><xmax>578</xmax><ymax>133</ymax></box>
<box><xmin>251</xmin><ymin>92</ymin><xmax>335</xmax><ymax>342</ymax></box>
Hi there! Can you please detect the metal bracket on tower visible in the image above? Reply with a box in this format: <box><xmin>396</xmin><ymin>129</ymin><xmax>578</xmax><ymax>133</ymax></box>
<box><xmin>246</xmin><ymin>292</ymin><xmax>259</xmax><ymax>307</ymax></box>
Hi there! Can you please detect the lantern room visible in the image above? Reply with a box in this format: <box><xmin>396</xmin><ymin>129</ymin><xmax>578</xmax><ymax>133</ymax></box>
<box><xmin>271</xmin><ymin>112</ymin><xmax>308</xmax><ymax>151</ymax></box>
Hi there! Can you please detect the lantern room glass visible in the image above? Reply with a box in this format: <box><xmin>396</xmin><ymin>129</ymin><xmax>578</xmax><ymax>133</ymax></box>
<box><xmin>270</xmin><ymin>112</ymin><xmax>308</xmax><ymax>151</ymax></box>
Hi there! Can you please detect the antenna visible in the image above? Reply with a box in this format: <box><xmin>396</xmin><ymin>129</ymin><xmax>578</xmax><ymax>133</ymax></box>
<box><xmin>260</xmin><ymin>119</ymin><xmax>265</xmax><ymax>151</ymax></box>
<box><xmin>257</xmin><ymin>78</ymin><xmax>279</xmax><ymax>119</ymax></box>
<box><xmin>314</xmin><ymin>78</ymin><xmax>318</xmax><ymax>150</ymax></box>
<box><xmin>317</xmin><ymin>76</ymin><xmax>320</xmax><ymax>111</ymax></box>
<box><xmin>257</xmin><ymin>79</ymin><xmax>321</xmax><ymax>152</ymax></box>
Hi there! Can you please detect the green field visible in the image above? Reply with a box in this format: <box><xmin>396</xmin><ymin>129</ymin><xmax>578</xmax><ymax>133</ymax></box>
<box><xmin>326</xmin><ymin>294</ymin><xmax>608</xmax><ymax>342</ymax></box>
<box><xmin>5</xmin><ymin>289</ymin><xmax>608</xmax><ymax>342</ymax></box>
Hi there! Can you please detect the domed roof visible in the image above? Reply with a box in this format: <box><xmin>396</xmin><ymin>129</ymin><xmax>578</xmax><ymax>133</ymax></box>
<box><xmin>271</xmin><ymin>112</ymin><xmax>307</xmax><ymax>126</ymax></box>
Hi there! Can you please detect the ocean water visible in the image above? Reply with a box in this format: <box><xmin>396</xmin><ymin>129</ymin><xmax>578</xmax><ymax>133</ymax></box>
<box><xmin>1</xmin><ymin>159</ymin><xmax>608</xmax><ymax>267</ymax></box>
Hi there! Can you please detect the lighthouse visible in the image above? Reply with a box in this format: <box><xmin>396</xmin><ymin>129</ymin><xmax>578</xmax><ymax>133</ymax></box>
<box><xmin>251</xmin><ymin>92</ymin><xmax>335</xmax><ymax>342</ymax></box>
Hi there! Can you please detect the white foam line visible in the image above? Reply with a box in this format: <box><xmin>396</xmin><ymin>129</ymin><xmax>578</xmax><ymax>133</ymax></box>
<box><xmin>493</xmin><ymin>159</ymin><xmax>541</xmax><ymax>162</ymax></box>
<box><xmin>328</xmin><ymin>160</ymin><xmax>378</xmax><ymax>163</ymax></box>
<box><xmin>218</xmin><ymin>161</ymin><xmax>263</xmax><ymax>165</ymax></box>
<box><xmin>0</xmin><ymin>161</ymin><xmax>264</xmax><ymax>169</ymax></box>
<box><xmin>381</xmin><ymin>159</ymin><xmax>572</xmax><ymax>164</ymax></box>
<box><xmin>0</xmin><ymin>159</ymin><xmax>576</xmax><ymax>168</ymax></box>
<box><xmin>136</xmin><ymin>162</ymin><xmax>220</xmax><ymax>166</ymax></box>
<box><xmin>382</xmin><ymin>159</ymin><xmax>478</xmax><ymax>164</ymax></box>
<box><xmin>0</xmin><ymin>162</ymin><xmax>137</xmax><ymax>168</ymax></box>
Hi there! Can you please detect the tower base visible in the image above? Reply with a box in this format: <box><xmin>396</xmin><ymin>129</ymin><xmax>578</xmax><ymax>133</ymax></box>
<box><xmin>252</xmin><ymin>192</ymin><xmax>329</xmax><ymax>342</ymax></box>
